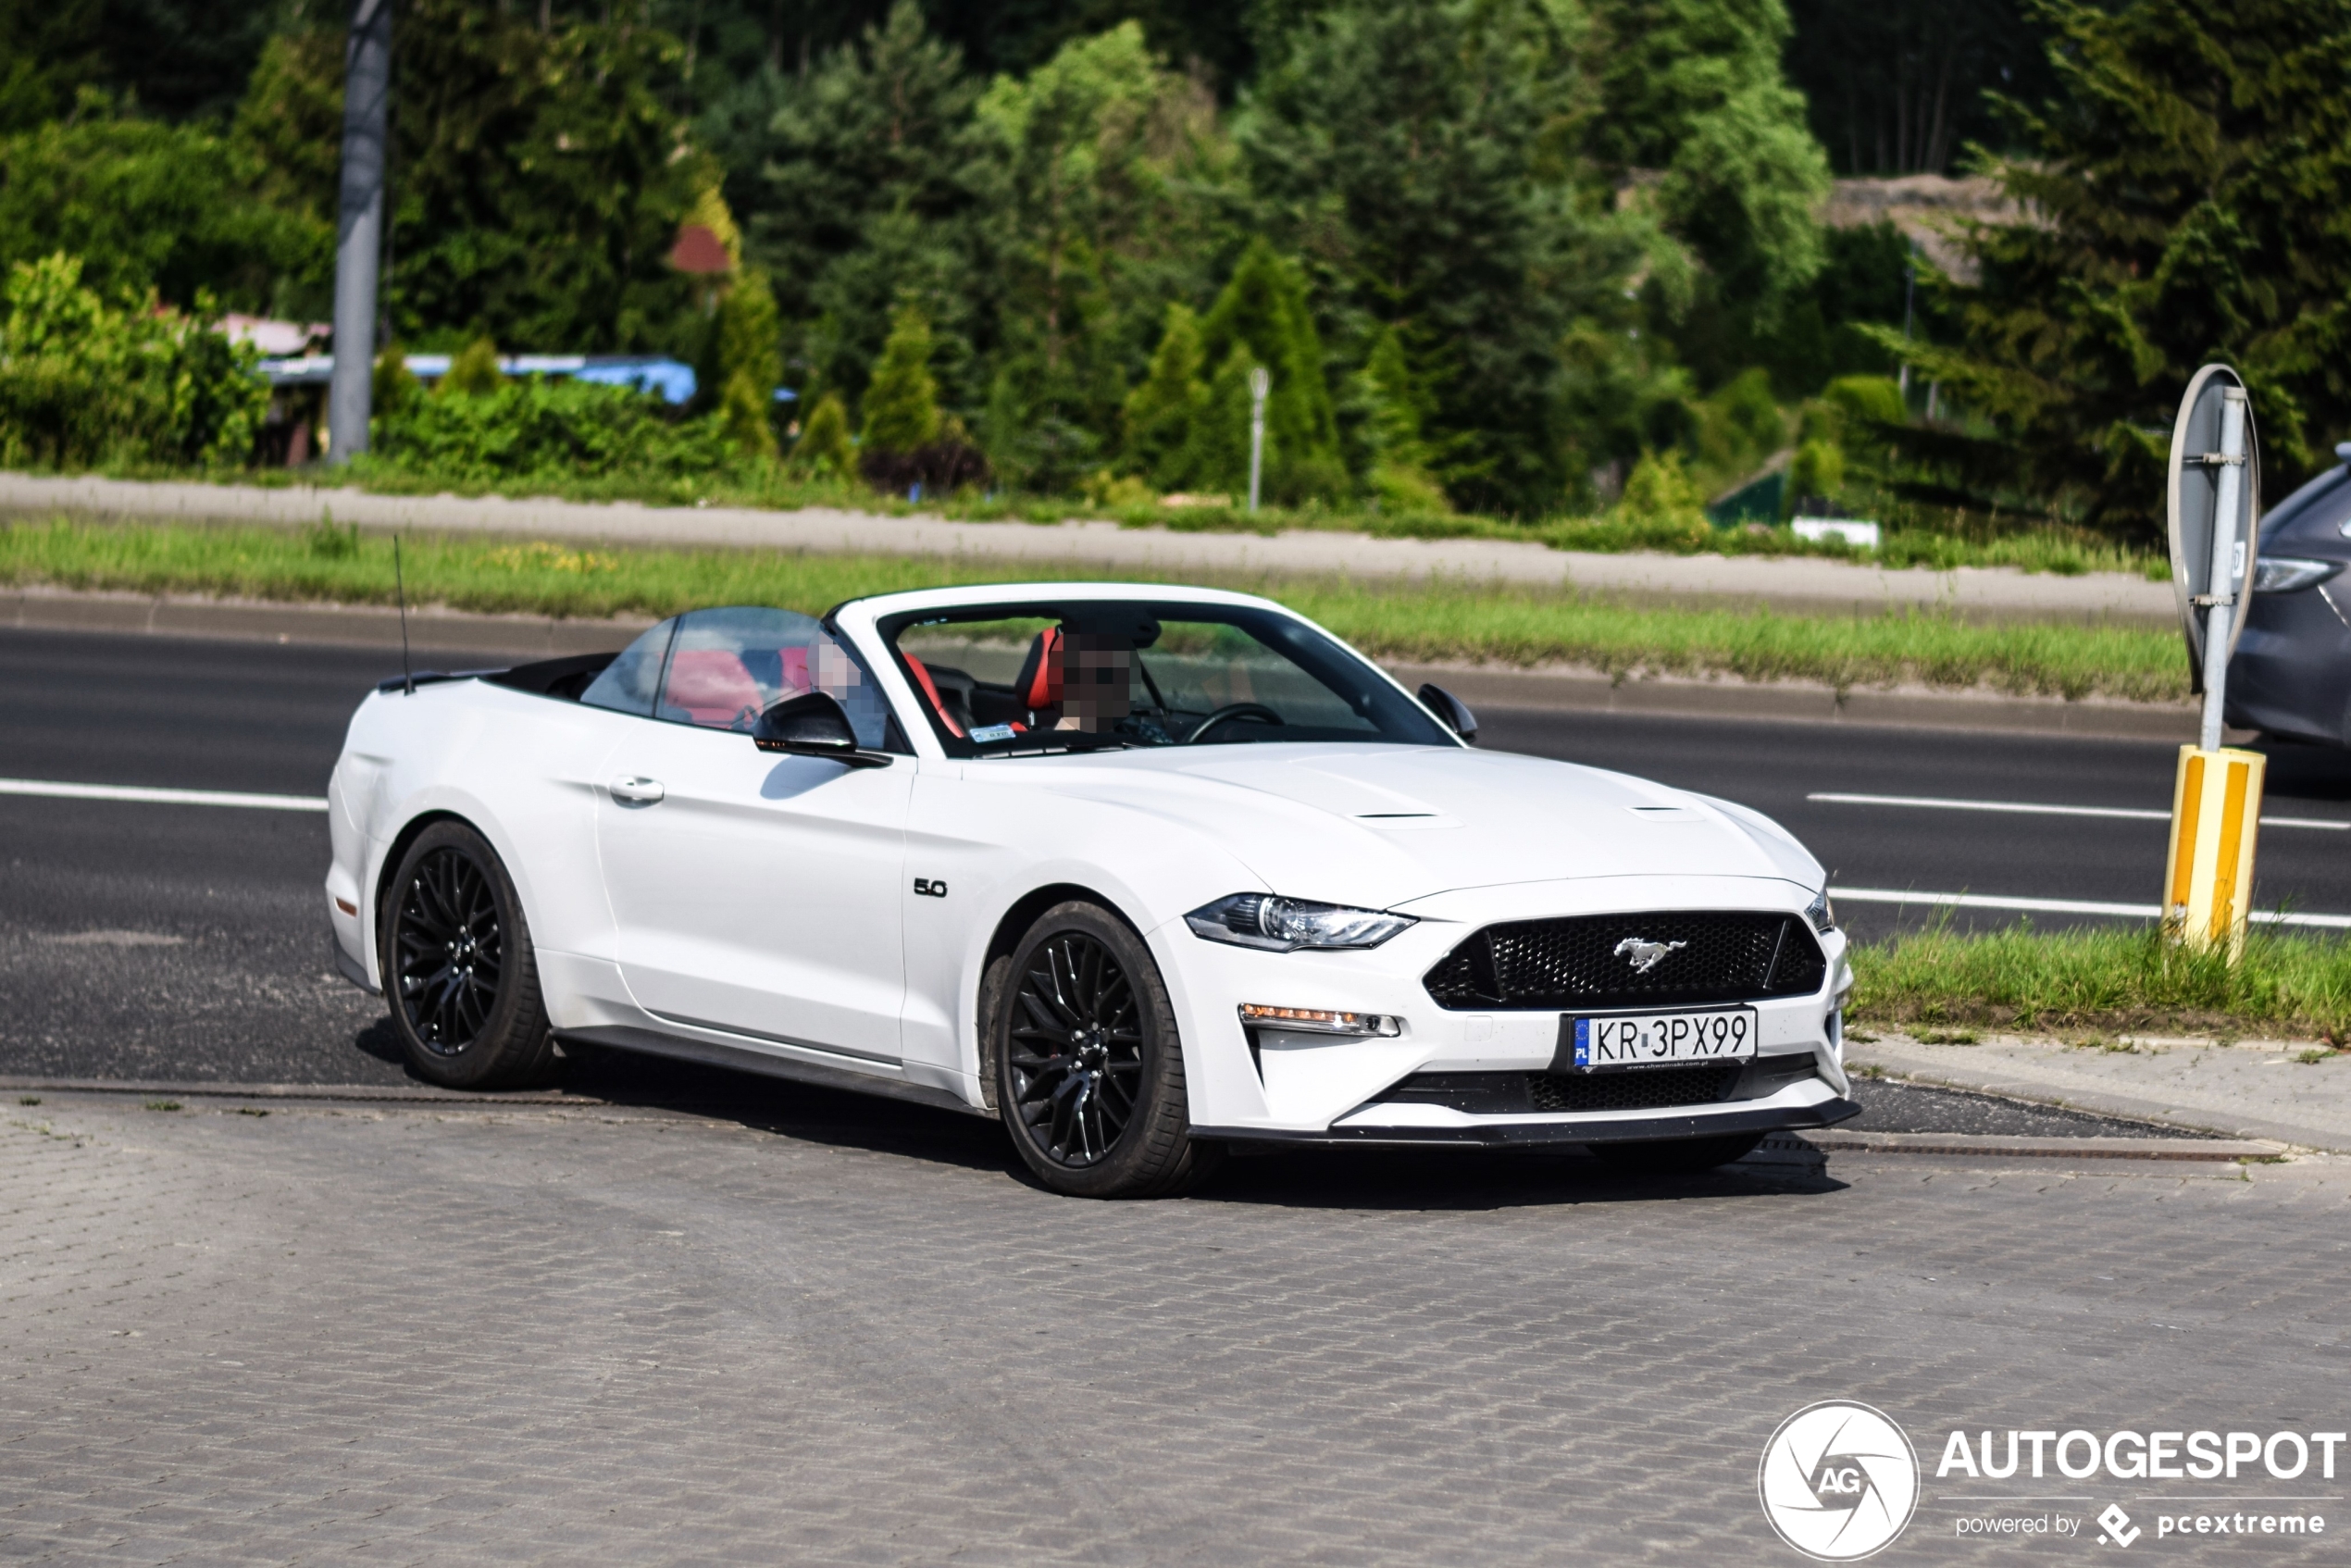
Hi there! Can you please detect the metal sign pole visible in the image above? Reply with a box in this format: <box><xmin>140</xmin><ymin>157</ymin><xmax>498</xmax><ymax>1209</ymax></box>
<box><xmin>2196</xmin><ymin>389</ymin><xmax>2247</xmax><ymax>751</ymax></box>
<box><xmin>2162</xmin><ymin>367</ymin><xmax>2265</xmax><ymax>958</ymax></box>
<box><xmin>1247</xmin><ymin>367</ymin><xmax>1270</xmax><ymax>514</ymax></box>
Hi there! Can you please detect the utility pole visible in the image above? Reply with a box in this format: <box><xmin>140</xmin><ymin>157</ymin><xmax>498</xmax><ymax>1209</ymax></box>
<box><xmin>327</xmin><ymin>0</ymin><xmax>392</xmax><ymax>466</ymax></box>
<box><xmin>1247</xmin><ymin>367</ymin><xmax>1270</xmax><ymax>514</ymax></box>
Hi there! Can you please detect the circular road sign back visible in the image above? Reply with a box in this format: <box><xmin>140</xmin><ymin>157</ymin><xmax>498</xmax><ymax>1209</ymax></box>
<box><xmin>2166</xmin><ymin>364</ymin><xmax>2261</xmax><ymax>688</ymax></box>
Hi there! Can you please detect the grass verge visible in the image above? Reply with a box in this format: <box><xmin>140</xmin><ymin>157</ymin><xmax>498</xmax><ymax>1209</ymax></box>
<box><xmin>81</xmin><ymin>458</ymin><xmax>2171</xmax><ymax>579</ymax></box>
<box><xmin>1849</xmin><ymin>922</ymin><xmax>2351</xmax><ymax>1041</ymax></box>
<box><xmin>0</xmin><ymin>518</ymin><xmax>2193</xmax><ymax>702</ymax></box>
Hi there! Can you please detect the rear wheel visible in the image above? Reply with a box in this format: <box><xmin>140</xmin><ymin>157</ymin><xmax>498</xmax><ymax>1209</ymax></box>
<box><xmin>1593</xmin><ymin>1132</ymin><xmax>1762</xmax><ymax>1175</ymax></box>
<box><xmin>379</xmin><ymin>821</ymin><xmax>558</xmax><ymax>1089</ymax></box>
<box><xmin>993</xmin><ymin>901</ymin><xmax>1220</xmax><ymax>1198</ymax></box>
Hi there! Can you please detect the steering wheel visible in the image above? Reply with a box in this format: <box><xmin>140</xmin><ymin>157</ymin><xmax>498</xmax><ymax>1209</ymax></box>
<box><xmin>1184</xmin><ymin>702</ymin><xmax>1283</xmax><ymax>744</ymax></box>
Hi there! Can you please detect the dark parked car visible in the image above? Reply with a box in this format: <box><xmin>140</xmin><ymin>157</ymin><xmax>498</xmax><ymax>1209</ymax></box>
<box><xmin>2227</xmin><ymin>442</ymin><xmax>2351</xmax><ymax>746</ymax></box>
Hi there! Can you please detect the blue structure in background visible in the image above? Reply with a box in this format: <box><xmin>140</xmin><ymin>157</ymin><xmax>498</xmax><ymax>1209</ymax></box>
<box><xmin>256</xmin><ymin>353</ymin><xmax>793</xmax><ymax>409</ymax></box>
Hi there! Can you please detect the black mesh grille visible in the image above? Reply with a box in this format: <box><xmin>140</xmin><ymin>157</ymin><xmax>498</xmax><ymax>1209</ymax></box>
<box><xmin>1424</xmin><ymin>911</ymin><xmax>1825</xmax><ymax>1012</ymax></box>
<box><xmin>1526</xmin><ymin>1062</ymin><xmax>1744</xmax><ymax>1112</ymax></box>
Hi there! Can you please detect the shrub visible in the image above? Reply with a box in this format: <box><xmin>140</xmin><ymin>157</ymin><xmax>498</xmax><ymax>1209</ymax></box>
<box><xmin>443</xmin><ymin>336</ymin><xmax>503</xmax><ymax>397</ymax></box>
<box><xmin>790</xmin><ymin>392</ymin><xmax>854</xmax><ymax>478</ymax></box>
<box><xmin>366</xmin><ymin>376</ymin><xmax>732</xmax><ymax>484</ymax></box>
<box><xmin>0</xmin><ymin>252</ymin><xmax>268</xmax><ymax>470</ymax></box>
<box><xmin>859</xmin><ymin>305</ymin><xmax>941</xmax><ymax>456</ymax></box>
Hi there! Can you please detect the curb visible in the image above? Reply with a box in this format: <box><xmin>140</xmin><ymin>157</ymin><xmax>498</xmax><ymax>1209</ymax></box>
<box><xmin>1800</xmin><ymin>1128</ymin><xmax>2281</xmax><ymax>1162</ymax></box>
<box><xmin>1846</xmin><ymin>1054</ymin><xmax>2351</xmax><ymax>1154</ymax></box>
<box><xmin>3</xmin><ymin>586</ymin><xmax>2205</xmax><ymax>741</ymax></box>
<box><xmin>0</xmin><ymin>1076</ymin><xmax>593</xmax><ymax>1106</ymax></box>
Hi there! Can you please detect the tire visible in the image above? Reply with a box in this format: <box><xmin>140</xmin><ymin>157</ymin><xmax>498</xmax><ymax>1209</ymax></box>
<box><xmin>379</xmin><ymin>820</ymin><xmax>559</xmax><ymax>1090</ymax></box>
<box><xmin>1593</xmin><ymin>1132</ymin><xmax>1763</xmax><ymax>1175</ymax></box>
<box><xmin>992</xmin><ymin>900</ymin><xmax>1221</xmax><ymax>1198</ymax></box>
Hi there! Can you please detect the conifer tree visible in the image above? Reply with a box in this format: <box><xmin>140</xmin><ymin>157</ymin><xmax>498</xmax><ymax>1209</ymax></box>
<box><xmin>1879</xmin><ymin>0</ymin><xmax>2351</xmax><ymax>537</ymax></box>
<box><xmin>1121</xmin><ymin>303</ymin><xmax>1209</xmax><ymax>488</ymax></box>
<box><xmin>719</xmin><ymin>369</ymin><xmax>777</xmax><ymax>459</ymax></box>
<box><xmin>859</xmin><ymin>305</ymin><xmax>942</xmax><ymax>455</ymax></box>
<box><xmin>699</xmin><ymin>267</ymin><xmax>782</xmax><ymax>417</ymax></box>
<box><xmin>790</xmin><ymin>392</ymin><xmax>854</xmax><ymax>478</ymax></box>
<box><xmin>1357</xmin><ymin>327</ymin><xmax>1449</xmax><ymax>512</ymax></box>
<box><xmin>1199</xmin><ymin>240</ymin><xmax>1342</xmax><ymax>502</ymax></box>
<box><xmin>443</xmin><ymin>335</ymin><xmax>501</xmax><ymax>397</ymax></box>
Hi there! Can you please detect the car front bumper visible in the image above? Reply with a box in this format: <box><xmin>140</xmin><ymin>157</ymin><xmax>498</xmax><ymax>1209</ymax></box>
<box><xmin>1149</xmin><ymin>874</ymin><xmax>1855</xmax><ymax>1142</ymax></box>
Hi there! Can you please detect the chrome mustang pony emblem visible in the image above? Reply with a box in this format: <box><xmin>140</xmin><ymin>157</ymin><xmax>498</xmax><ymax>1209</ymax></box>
<box><xmin>1613</xmin><ymin>936</ymin><xmax>1687</xmax><ymax>974</ymax></box>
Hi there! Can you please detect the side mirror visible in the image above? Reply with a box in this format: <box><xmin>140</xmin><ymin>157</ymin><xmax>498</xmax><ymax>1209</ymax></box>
<box><xmin>1417</xmin><ymin>683</ymin><xmax>1477</xmax><ymax>743</ymax></box>
<box><xmin>751</xmin><ymin>691</ymin><xmax>892</xmax><ymax>768</ymax></box>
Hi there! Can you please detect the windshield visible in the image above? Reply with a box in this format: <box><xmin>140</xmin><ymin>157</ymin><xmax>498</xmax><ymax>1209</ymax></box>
<box><xmin>881</xmin><ymin>600</ymin><xmax>1452</xmax><ymax>755</ymax></box>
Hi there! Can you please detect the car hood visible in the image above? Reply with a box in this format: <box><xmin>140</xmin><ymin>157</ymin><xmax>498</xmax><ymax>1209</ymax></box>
<box><xmin>1021</xmin><ymin>742</ymin><xmax>1822</xmax><ymax>910</ymax></box>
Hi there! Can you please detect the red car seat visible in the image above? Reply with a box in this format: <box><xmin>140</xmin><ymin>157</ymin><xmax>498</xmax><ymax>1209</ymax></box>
<box><xmin>902</xmin><ymin>653</ymin><xmax>966</xmax><ymax>738</ymax></box>
<box><xmin>1013</xmin><ymin>628</ymin><xmax>1064</xmax><ymax>720</ymax></box>
<box><xmin>664</xmin><ymin>649</ymin><xmax>766</xmax><ymax>728</ymax></box>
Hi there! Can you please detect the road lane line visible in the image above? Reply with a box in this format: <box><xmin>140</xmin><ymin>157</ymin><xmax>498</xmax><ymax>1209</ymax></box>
<box><xmin>1832</xmin><ymin>886</ymin><xmax>2351</xmax><ymax>929</ymax></box>
<box><xmin>0</xmin><ymin>778</ymin><xmax>328</xmax><ymax>813</ymax></box>
<box><xmin>1809</xmin><ymin>791</ymin><xmax>2349</xmax><ymax>831</ymax></box>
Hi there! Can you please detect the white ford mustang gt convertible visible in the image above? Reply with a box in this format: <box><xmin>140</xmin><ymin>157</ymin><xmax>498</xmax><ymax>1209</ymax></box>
<box><xmin>327</xmin><ymin>581</ymin><xmax>1858</xmax><ymax>1196</ymax></box>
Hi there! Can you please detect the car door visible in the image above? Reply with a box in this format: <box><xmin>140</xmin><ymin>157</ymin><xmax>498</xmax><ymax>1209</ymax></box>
<box><xmin>594</xmin><ymin>609</ymin><xmax>913</xmax><ymax>1064</ymax></box>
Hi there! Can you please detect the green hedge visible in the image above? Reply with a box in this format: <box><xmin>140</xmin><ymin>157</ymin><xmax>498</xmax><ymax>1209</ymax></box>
<box><xmin>0</xmin><ymin>253</ymin><xmax>267</xmax><ymax>470</ymax></box>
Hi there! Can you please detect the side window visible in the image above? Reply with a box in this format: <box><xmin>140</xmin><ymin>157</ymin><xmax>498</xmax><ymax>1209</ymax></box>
<box><xmin>578</xmin><ymin>619</ymin><xmax>675</xmax><ymax>716</ymax></box>
<box><xmin>652</xmin><ymin>607</ymin><xmax>896</xmax><ymax>748</ymax></box>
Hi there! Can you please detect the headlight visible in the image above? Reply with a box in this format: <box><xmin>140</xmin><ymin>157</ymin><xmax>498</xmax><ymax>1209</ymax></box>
<box><xmin>1185</xmin><ymin>893</ymin><xmax>1415</xmax><ymax>952</ymax></box>
<box><xmin>1805</xmin><ymin>887</ymin><xmax>1835</xmax><ymax>934</ymax></box>
<box><xmin>2252</xmin><ymin>556</ymin><xmax>2342</xmax><ymax>593</ymax></box>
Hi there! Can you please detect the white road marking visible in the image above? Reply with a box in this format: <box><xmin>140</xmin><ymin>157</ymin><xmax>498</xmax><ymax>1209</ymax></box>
<box><xmin>1833</xmin><ymin>886</ymin><xmax>2351</xmax><ymax>930</ymax></box>
<box><xmin>0</xmin><ymin>778</ymin><xmax>328</xmax><ymax>813</ymax></box>
<box><xmin>1810</xmin><ymin>790</ymin><xmax>2349</xmax><ymax>830</ymax></box>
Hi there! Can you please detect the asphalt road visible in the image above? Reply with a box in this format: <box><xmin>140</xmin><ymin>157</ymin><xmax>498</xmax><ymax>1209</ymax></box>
<box><xmin>4</xmin><ymin>624</ymin><xmax>2341</xmax><ymax>1124</ymax></box>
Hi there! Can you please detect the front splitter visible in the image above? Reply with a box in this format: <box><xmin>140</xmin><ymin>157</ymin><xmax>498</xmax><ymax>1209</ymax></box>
<box><xmin>1193</xmin><ymin>1097</ymin><xmax>1861</xmax><ymax>1149</ymax></box>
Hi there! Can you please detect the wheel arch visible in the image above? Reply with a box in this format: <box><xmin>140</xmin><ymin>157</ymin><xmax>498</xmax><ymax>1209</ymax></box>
<box><xmin>973</xmin><ymin>880</ymin><xmax>1150</xmax><ymax>1111</ymax></box>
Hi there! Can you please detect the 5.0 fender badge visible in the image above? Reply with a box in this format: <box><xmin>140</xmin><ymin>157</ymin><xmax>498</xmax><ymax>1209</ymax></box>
<box><xmin>913</xmin><ymin>878</ymin><xmax>948</xmax><ymax>898</ymax></box>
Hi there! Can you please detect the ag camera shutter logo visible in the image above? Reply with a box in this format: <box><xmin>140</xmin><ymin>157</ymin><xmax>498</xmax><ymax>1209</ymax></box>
<box><xmin>1759</xmin><ymin>1401</ymin><xmax>1921</xmax><ymax>1561</ymax></box>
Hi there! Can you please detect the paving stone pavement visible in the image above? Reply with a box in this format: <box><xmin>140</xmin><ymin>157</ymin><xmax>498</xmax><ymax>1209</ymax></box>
<box><xmin>2</xmin><ymin>1089</ymin><xmax>2346</xmax><ymax>1566</ymax></box>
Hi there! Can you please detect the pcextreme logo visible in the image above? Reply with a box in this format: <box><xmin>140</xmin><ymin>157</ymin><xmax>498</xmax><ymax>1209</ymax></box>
<box><xmin>1760</xmin><ymin>1401</ymin><xmax>1922</xmax><ymax>1561</ymax></box>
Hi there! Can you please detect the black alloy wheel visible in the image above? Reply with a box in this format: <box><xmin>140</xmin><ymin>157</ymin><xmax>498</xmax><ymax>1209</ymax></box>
<box><xmin>394</xmin><ymin>847</ymin><xmax>504</xmax><ymax>1054</ymax></box>
<box><xmin>1007</xmin><ymin>930</ymin><xmax>1146</xmax><ymax>1167</ymax></box>
<box><xmin>379</xmin><ymin>820</ymin><xmax>559</xmax><ymax>1089</ymax></box>
<box><xmin>992</xmin><ymin>901</ymin><xmax>1221</xmax><ymax>1198</ymax></box>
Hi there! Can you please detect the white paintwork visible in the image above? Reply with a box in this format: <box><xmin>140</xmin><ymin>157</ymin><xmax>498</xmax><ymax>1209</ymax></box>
<box><xmin>596</xmin><ymin>720</ymin><xmax>914</xmax><ymax>1062</ymax></box>
<box><xmin>326</xmin><ymin>582</ymin><xmax>1854</xmax><ymax>1140</ymax></box>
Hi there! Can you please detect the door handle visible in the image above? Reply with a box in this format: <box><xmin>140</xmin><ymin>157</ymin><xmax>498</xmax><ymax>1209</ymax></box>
<box><xmin>609</xmin><ymin>776</ymin><xmax>665</xmax><ymax>804</ymax></box>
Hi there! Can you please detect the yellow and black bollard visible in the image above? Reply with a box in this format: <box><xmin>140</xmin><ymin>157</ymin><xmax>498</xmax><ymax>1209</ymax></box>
<box><xmin>2162</xmin><ymin>745</ymin><xmax>2264</xmax><ymax>958</ymax></box>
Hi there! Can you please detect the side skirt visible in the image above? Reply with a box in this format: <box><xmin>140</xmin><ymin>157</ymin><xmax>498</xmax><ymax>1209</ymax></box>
<box><xmin>559</xmin><ymin>1023</ymin><xmax>996</xmax><ymax>1120</ymax></box>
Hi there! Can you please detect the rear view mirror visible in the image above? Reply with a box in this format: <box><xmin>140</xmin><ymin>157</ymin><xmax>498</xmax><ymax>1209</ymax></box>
<box><xmin>1417</xmin><ymin>683</ymin><xmax>1478</xmax><ymax>743</ymax></box>
<box><xmin>751</xmin><ymin>691</ymin><xmax>893</xmax><ymax>767</ymax></box>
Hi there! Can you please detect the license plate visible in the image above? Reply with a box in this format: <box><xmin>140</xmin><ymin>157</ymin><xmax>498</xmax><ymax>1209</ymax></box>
<box><xmin>1566</xmin><ymin>1008</ymin><xmax>1758</xmax><ymax>1070</ymax></box>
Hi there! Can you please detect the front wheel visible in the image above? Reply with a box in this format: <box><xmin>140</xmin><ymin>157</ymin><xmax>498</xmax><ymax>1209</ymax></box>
<box><xmin>1593</xmin><ymin>1132</ymin><xmax>1763</xmax><ymax>1175</ymax></box>
<box><xmin>379</xmin><ymin>820</ymin><xmax>558</xmax><ymax>1089</ymax></box>
<box><xmin>993</xmin><ymin>901</ymin><xmax>1220</xmax><ymax>1198</ymax></box>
